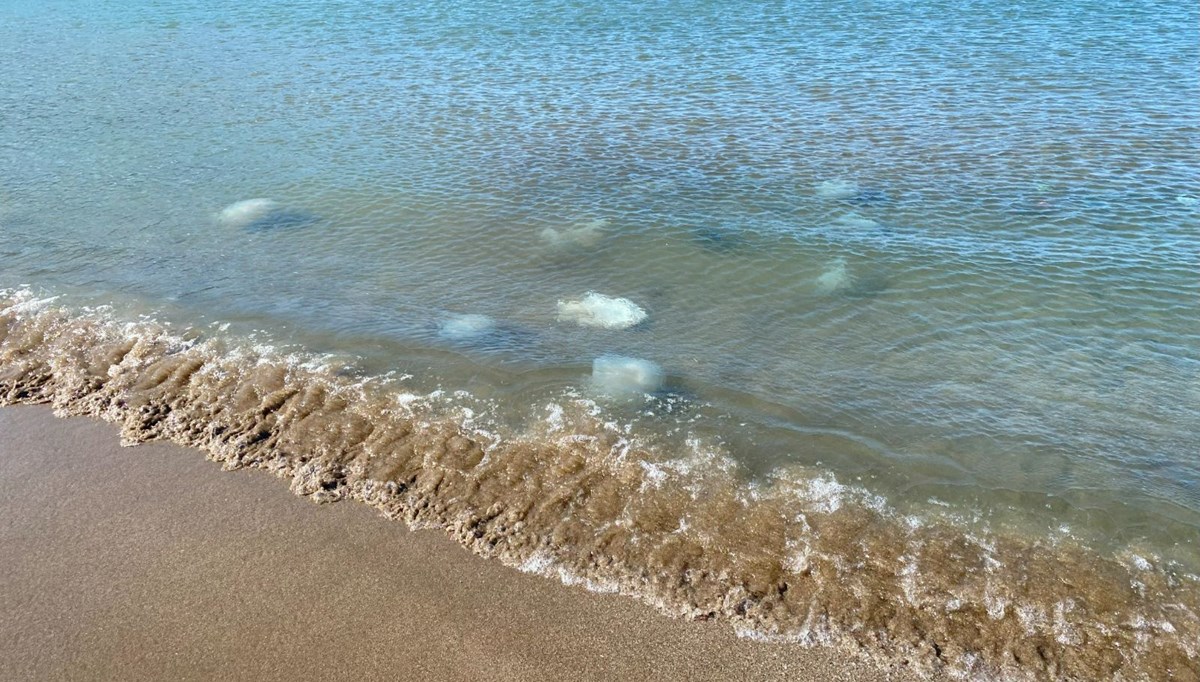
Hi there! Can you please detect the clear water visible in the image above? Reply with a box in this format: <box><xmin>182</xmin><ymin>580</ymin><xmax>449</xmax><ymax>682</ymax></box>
<box><xmin>2</xmin><ymin>0</ymin><xmax>1199</xmax><ymax>674</ymax></box>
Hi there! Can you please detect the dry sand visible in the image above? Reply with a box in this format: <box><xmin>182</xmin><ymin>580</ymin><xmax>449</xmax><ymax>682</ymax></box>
<box><xmin>0</xmin><ymin>405</ymin><xmax>934</xmax><ymax>681</ymax></box>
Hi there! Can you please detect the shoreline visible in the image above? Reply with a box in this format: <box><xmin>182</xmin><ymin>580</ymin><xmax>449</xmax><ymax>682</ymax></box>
<box><xmin>0</xmin><ymin>405</ymin><xmax>925</xmax><ymax>681</ymax></box>
<box><xmin>2</xmin><ymin>295</ymin><xmax>1197</xmax><ymax>680</ymax></box>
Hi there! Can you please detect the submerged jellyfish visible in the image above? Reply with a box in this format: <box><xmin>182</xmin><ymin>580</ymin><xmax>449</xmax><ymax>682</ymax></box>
<box><xmin>834</xmin><ymin>213</ymin><xmax>881</xmax><ymax>230</ymax></box>
<box><xmin>814</xmin><ymin>179</ymin><xmax>860</xmax><ymax>200</ymax></box>
<box><xmin>217</xmin><ymin>198</ymin><xmax>279</xmax><ymax>228</ymax></box>
<box><xmin>557</xmin><ymin>292</ymin><xmax>647</xmax><ymax>330</ymax></box>
<box><xmin>540</xmin><ymin>218</ymin><xmax>607</xmax><ymax>251</ymax></box>
<box><xmin>814</xmin><ymin>258</ymin><xmax>850</xmax><ymax>294</ymax></box>
<box><xmin>216</xmin><ymin>198</ymin><xmax>317</xmax><ymax>231</ymax></box>
<box><xmin>591</xmin><ymin>355</ymin><xmax>664</xmax><ymax>397</ymax></box>
<box><xmin>435</xmin><ymin>313</ymin><xmax>537</xmax><ymax>353</ymax></box>
<box><xmin>815</xmin><ymin>180</ymin><xmax>889</xmax><ymax>205</ymax></box>
<box><xmin>437</xmin><ymin>313</ymin><xmax>497</xmax><ymax>341</ymax></box>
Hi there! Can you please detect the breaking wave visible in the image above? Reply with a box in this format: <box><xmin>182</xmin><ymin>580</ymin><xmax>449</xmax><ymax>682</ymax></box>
<box><xmin>1</xmin><ymin>290</ymin><xmax>1195</xmax><ymax>680</ymax></box>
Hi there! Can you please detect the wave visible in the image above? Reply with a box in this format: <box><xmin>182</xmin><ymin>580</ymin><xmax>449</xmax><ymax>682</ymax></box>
<box><xmin>1</xmin><ymin>290</ymin><xmax>1195</xmax><ymax>680</ymax></box>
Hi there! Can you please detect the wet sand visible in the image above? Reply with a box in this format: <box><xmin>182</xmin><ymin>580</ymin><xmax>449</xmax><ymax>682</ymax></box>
<box><xmin>0</xmin><ymin>405</ymin><xmax>929</xmax><ymax>682</ymax></box>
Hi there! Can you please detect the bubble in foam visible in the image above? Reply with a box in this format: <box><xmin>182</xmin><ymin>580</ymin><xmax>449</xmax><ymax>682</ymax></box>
<box><xmin>591</xmin><ymin>355</ymin><xmax>664</xmax><ymax>396</ymax></box>
<box><xmin>437</xmin><ymin>313</ymin><xmax>497</xmax><ymax>341</ymax></box>
<box><xmin>1128</xmin><ymin>554</ymin><xmax>1153</xmax><ymax>571</ymax></box>
<box><xmin>3</xmin><ymin>292</ymin><xmax>61</xmax><ymax>315</ymax></box>
<box><xmin>557</xmin><ymin>292</ymin><xmax>647</xmax><ymax>330</ymax></box>
<box><xmin>813</xmin><ymin>258</ymin><xmax>850</xmax><ymax>294</ymax></box>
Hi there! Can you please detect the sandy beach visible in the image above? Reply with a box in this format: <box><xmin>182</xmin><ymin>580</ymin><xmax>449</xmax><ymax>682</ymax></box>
<box><xmin>0</xmin><ymin>405</ymin><xmax>930</xmax><ymax>681</ymax></box>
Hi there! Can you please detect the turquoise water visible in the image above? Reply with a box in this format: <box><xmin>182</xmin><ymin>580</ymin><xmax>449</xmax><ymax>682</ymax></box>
<box><xmin>2</xmin><ymin>1</ymin><xmax>1199</xmax><ymax>675</ymax></box>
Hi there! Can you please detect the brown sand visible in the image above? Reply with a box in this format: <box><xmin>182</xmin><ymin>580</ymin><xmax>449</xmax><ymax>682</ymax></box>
<box><xmin>0</xmin><ymin>406</ymin><xmax>930</xmax><ymax>682</ymax></box>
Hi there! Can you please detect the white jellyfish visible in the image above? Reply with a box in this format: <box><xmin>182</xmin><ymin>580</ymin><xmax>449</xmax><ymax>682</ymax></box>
<box><xmin>814</xmin><ymin>258</ymin><xmax>851</xmax><ymax>295</ymax></box>
<box><xmin>216</xmin><ymin>198</ymin><xmax>282</xmax><ymax>229</ymax></box>
<box><xmin>557</xmin><ymin>292</ymin><xmax>647</xmax><ymax>329</ymax></box>
<box><xmin>437</xmin><ymin>313</ymin><xmax>497</xmax><ymax>341</ymax></box>
<box><xmin>591</xmin><ymin>355</ymin><xmax>664</xmax><ymax>396</ymax></box>
<box><xmin>814</xmin><ymin>179</ymin><xmax>860</xmax><ymax>200</ymax></box>
<box><xmin>539</xmin><ymin>218</ymin><xmax>607</xmax><ymax>251</ymax></box>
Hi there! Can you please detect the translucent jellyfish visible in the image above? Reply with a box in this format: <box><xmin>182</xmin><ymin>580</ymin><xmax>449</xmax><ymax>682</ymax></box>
<box><xmin>557</xmin><ymin>292</ymin><xmax>647</xmax><ymax>329</ymax></box>
<box><xmin>814</xmin><ymin>258</ymin><xmax>850</xmax><ymax>294</ymax></box>
<box><xmin>437</xmin><ymin>313</ymin><xmax>497</xmax><ymax>341</ymax></box>
<box><xmin>591</xmin><ymin>355</ymin><xmax>664</xmax><ymax>396</ymax></box>
<box><xmin>814</xmin><ymin>179</ymin><xmax>860</xmax><ymax>200</ymax></box>
<box><xmin>216</xmin><ymin>198</ymin><xmax>282</xmax><ymax>228</ymax></box>
<box><xmin>216</xmin><ymin>198</ymin><xmax>316</xmax><ymax>231</ymax></box>
<box><xmin>834</xmin><ymin>213</ymin><xmax>881</xmax><ymax>229</ymax></box>
<box><xmin>540</xmin><ymin>218</ymin><xmax>607</xmax><ymax>251</ymax></box>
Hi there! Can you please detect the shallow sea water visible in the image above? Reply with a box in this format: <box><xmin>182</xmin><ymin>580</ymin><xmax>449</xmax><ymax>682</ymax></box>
<box><xmin>2</xmin><ymin>1</ymin><xmax>1198</xmax><ymax>678</ymax></box>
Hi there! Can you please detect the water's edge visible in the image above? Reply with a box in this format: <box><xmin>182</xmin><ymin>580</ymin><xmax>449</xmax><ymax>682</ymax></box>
<box><xmin>1</xmin><ymin>292</ymin><xmax>1196</xmax><ymax>681</ymax></box>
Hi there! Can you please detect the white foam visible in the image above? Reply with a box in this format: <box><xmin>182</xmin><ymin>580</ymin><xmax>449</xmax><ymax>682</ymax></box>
<box><xmin>518</xmin><ymin>551</ymin><xmax>555</xmax><ymax>575</ymax></box>
<box><xmin>557</xmin><ymin>292</ymin><xmax>647</xmax><ymax>329</ymax></box>
<box><xmin>784</xmin><ymin>539</ymin><xmax>813</xmax><ymax>574</ymax></box>
<box><xmin>813</xmin><ymin>259</ymin><xmax>850</xmax><ymax>294</ymax></box>
<box><xmin>4</xmin><ymin>293</ymin><xmax>60</xmax><ymax>315</ymax></box>
<box><xmin>900</xmin><ymin>554</ymin><xmax>920</xmax><ymax>604</ymax></box>
<box><xmin>437</xmin><ymin>313</ymin><xmax>496</xmax><ymax>341</ymax></box>
<box><xmin>984</xmin><ymin>594</ymin><xmax>1009</xmax><ymax>620</ymax></box>
<box><xmin>1016</xmin><ymin>604</ymin><xmax>1045</xmax><ymax>632</ymax></box>
<box><xmin>814</xmin><ymin>179</ymin><xmax>859</xmax><ymax>200</ymax></box>
<box><xmin>1052</xmin><ymin>600</ymin><xmax>1082</xmax><ymax>646</ymax></box>
<box><xmin>216</xmin><ymin>198</ymin><xmax>281</xmax><ymax>228</ymax></box>
<box><xmin>590</xmin><ymin>355</ymin><xmax>664</xmax><ymax>396</ymax></box>
<box><xmin>639</xmin><ymin>461</ymin><xmax>669</xmax><ymax>490</ymax></box>
<box><xmin>543</xmin><ymin>403</ymin><xmax>565</xmax><ymax>432</ymax></box>
<box><xmin>804</xmin><ymin>476</ymin><xmax>846</xmax><ymax>514</ymax></box>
